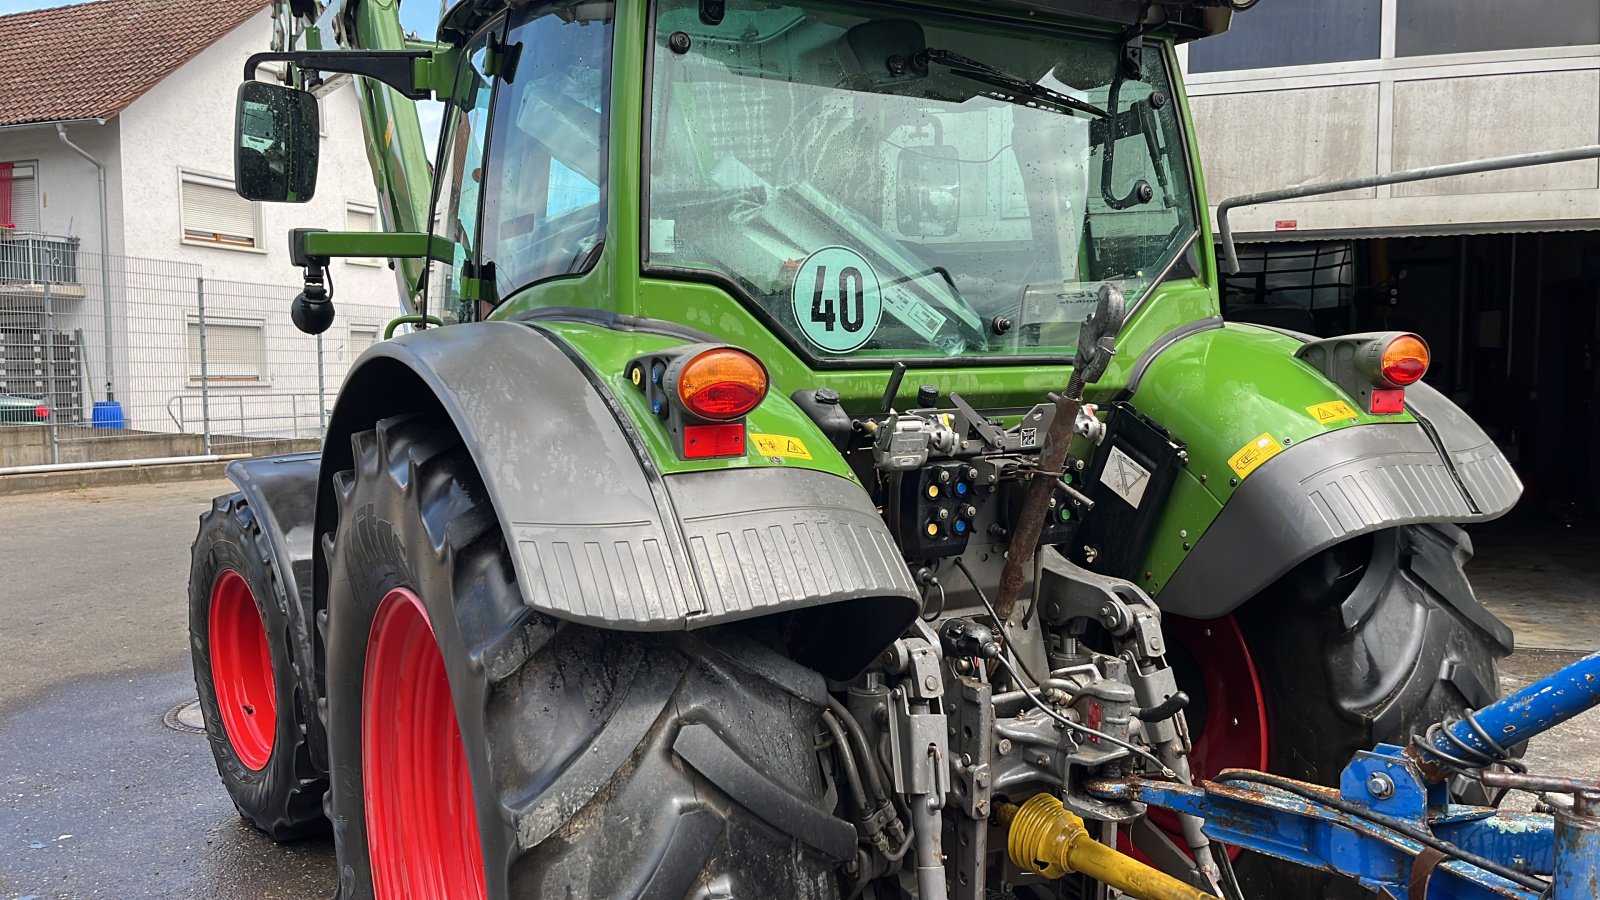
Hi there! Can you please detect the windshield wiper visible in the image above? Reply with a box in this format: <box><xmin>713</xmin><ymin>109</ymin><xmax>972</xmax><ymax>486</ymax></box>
<box><xmin>918</xmin><ymin>48</ymin><xmax>1108</xmax><ymax>121</ymax></box>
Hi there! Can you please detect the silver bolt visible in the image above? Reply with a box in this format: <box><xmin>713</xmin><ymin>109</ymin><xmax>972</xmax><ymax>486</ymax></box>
<box><xmin>1367</xmin><ymin>772</ymin><xmax>1395</xmax><ymax>800</ymax></box>
<box><xmin>924</xmin><ymin>675</ymin><xmax>940</xmax><ymax>692</ymax></box>
<box><xmin>1179</xmin><ymin>529</ymin><xmax>1188</xmax><ymax>538</ymax></box>
<box><xmin>996</xmin><ymin>738</ymin><xmax>1013</xmax><ymax>757</ymax></box>
<box><xmin>1035</xmin><ymin>753</ymin><xmax>1051</xmax><ymax>766</ymax></box>
<box><xmin>1083</xmin><ymin>545</ymin><xmax>1099</xmax><ymax>563</ymax></box>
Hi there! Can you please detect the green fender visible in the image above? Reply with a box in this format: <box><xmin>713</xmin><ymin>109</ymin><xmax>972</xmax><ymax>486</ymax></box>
<box><xmin>1121</xmin><ymin>322</ymin><xmax>1521</xmax><ymax>617</ymax></box>
<box><xmin>315</xmin><ymin>318</ymin><xmax>918</xmax><ymax>679</ymax></box>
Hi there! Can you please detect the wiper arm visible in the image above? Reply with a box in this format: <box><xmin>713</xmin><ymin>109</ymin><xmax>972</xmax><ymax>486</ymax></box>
<box><xmin>919</xmin><ymin>48</ymin><xmax>1108</xmax><ymax>120</ymax></box>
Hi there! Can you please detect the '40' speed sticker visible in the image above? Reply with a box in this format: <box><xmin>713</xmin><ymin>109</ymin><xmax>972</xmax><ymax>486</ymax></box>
<box><xmin>791</xmin><ymin>247</ymin><xmax>883</xmax><ymax>353</ymax></box>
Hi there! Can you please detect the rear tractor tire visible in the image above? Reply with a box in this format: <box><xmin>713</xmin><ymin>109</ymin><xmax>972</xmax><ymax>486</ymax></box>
<box><xmin>321</xmin><ymin>413</ymin><xmax>853</xmax><ymax>899</ymax></box>
<box><xmin>1210</xmin><ymin>525</ymin><xmax>1510</xmax><ymax>899</ymax></box>
<box><xmin>188</xmin><ymin>493</ymin><xmax>327</xmax><ymax>840</ymax></box>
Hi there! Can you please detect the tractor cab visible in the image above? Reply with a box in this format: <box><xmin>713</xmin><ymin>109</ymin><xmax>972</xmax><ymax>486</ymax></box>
<box><xmin>237</xmin><ymin>0</ymin><xmax>1223</xmax><ymax>383</ymax></box>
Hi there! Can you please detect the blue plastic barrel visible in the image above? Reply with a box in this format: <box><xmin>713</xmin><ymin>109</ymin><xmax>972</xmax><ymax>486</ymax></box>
<box><xmin>91</xmin><ymin>401</ymin><xmax>125</xmax><ymax>429</ymax></box>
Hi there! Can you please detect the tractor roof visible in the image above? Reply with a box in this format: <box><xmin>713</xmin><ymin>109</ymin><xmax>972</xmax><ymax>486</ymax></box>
<box><xmin>438</xmin><ymin>0</ymin><xmax>1229</xmax><ymax>46</ymax></box>
<box><xmin>0</xmin><ymin>0</ymin><xmax>267</xmax><ymax>128</ymax></box>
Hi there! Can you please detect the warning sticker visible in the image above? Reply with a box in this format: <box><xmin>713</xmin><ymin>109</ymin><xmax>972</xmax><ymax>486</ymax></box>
<box><xmin>790</xmin><ymin>247</ymin><xmax>883</xmax><ymax>354</ymax></box>
<box><xmin>1103</xmin><ymin>445</ymin><xmax>1152</xmax><ymax>509</ymax></box>
<box><xmin>752</xmin><ymin>434</ymin><xmax>813</xmax><ymax>461</ymax></box>
<box><xmin>1307</xmin><ymin>400</ymin><xmax>1359</xmax><ymax>425</ymax></box>
<box><xmin>1228</xmin><ymin>433</ymin><xmax>1283</xmax><ymax>479</ymax></box>
<box><xmin>882</xmin><ymin>284</ymin><xmax>947</xmax><ymax>342</ymax></box>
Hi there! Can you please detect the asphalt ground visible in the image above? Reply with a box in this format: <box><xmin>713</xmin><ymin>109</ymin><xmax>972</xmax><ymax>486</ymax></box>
<box><xmin>1</xmin><ymin>481</ymin><xmax>1596</xmax><ymax>899</ymax></box>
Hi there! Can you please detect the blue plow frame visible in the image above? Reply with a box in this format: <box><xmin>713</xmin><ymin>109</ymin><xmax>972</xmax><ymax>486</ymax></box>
<box><xmin>1088</xmin><ymin>651</ymin><xmax>1600</xmax><ymax>898</ymax></box>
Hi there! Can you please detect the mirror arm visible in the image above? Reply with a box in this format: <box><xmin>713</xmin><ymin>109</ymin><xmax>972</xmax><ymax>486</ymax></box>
<box><xmin>244</xmin><ymin>50</ymin><xmax>434</xmax><ymax>100</ymax></box>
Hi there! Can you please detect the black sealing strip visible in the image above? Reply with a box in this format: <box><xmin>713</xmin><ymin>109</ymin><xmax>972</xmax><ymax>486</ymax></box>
<box><xmin>513</xmin><ymin>306</ymin><xmax>719</xmax><ymax>344</ymax></box>
<box><xmin>1406</xmin><ymin>403</ymin><xmax>1481</xmax><ymax>516</ymax></box>
<box><xmin>1118</xmin><ymin>315</ymin><xmax>1224</xmax><ymax>399</ymax></box>
<box><xmin>672</xmin><ymin>721</ymin><xmax>858</xmax><ymax>862</ymax></box>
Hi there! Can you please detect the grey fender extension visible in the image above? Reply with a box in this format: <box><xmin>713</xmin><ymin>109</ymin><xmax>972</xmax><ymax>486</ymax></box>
<box><xmin>319</xmin><ymin>322</ymin><xmax>918</xmax><ymax>679</ymax></box>
<box><xmin>1160</xmin><ymin>419</ymin><xmax>1520</xmax><ymax>619</ymax></box>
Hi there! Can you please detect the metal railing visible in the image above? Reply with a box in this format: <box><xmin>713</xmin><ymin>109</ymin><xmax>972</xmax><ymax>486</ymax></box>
<box><xmin>0</xmin><ymin>248</ymin><xmax>398</xmax><ymax>470</ymax></box>
<box><xmin>0</xmin><ymin>231</ymin><xmax>80</xmax><ymax>286</ymax></box>
<box><xmin>166</xmin><ymin>391</ymin><xmax>330</xmax><ymax>441</ymax></box>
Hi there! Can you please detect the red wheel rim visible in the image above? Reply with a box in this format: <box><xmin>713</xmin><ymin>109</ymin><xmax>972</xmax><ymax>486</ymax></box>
<box><xmin>362</xmin><ymin>587</ymin><xmax>486</xmax><ymax>900</ymax></box>
<box><xmin>208</xmin><ymin>569</ymin><xmax>278</xmax><ymax>772</ymax></box>
<box><xmin>1132</xmin><ymin>613</ymin><xmax>1269</xmax><ymax>861</ymax></box>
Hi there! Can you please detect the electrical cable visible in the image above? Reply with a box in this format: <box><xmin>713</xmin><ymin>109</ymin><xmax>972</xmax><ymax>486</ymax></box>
<box><xmin>826</xmin><ymin>697</ymin><xmax>893</xmax><ymax>807</ymax></box>
<box><xmin>952</xmin><ymin>556</ymin><xmax>1174</xmax><ymax>776</ymax></box>
<box><xmin>820</xmin><ymin>710</ymin><xmax>871</xmax><ymax>814</ymax></box>
<box><xmin>997</xmin><ymin>657</ymin><xmax>1176</xmax><ymax>778</ymax></box>
<box><xmin>1212</xmin><ymin>771</ymin><xmax>1547</xmax><ymax>892</ymax></box>
<box><xmin>1415</xmin><ymin>707</ymin><xmax>1529</xmax><ymax>779</ymax></box>
<box><xmin>952</xmin><ymin>556</ymin><xmax>1047</xmax><ymax>688</ymax></box>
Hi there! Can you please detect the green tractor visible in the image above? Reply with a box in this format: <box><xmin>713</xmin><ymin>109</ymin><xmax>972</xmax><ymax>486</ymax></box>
<box><xmin>189</xmin><ymin>0</ymin><xmax>1520</xmax><ymax>897</ymax></box>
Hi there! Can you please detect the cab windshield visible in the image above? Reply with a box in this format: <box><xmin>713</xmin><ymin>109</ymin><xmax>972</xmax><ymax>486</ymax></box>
<box><xmin>645</xmin><ymin>0</ymin><xmax>1199</xmax><ymax>360</ymax></box>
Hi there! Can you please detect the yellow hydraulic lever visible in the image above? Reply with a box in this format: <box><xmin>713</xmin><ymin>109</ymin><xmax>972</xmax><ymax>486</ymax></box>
<box><xmin>1001</xmin><ymin>794</ymin><xmax>1219</xmax><ymax>900</ymax></box>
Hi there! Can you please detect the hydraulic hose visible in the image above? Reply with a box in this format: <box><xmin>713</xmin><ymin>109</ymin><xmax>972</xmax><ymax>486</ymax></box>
<box><xmin>1001</xmin><ymin>794</ymin><xmax>1218</xmax><ymax>900</ymax></box>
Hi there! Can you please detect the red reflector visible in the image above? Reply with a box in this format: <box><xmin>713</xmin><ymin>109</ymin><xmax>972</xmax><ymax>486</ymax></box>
<box><xmin>683</xmin><ymin>423</ymin><xmax>746</xmax><ymax>459</ymax></box>
<box><xmin>34</xmin><ymin>404</ymin><xmax>49</xmax><ymax>420</ymax></box>
<box><xmin>1370</xmin><ymin>389</ymin><xmax>1406</xmax><ymax>415</ymax></box>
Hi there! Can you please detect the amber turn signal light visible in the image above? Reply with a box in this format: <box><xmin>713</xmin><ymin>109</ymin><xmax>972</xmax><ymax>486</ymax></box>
<box><xmin>676</xmin><ymin>348</ymin><xmax>768</xmax><ymax>421</ymax></box>
<box><xmin>1379</xmin><ymin>334</ymin><xmax>1429</xmax><ymax>387</ymax></box>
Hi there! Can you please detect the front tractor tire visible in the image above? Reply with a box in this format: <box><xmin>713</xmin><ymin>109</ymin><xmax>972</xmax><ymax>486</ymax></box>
<box><xmin>321</xmin><ymin>414</ymin><xmax>851</xmax><ymax>900</ymax></box>
<box><xmin>1230</xmin><ymin>524</ymin><xmax>1511</xmax><ymax>898</ymax></box>
<box><xmin>188</xmin><ymin>494</ymin><xmax>327</xmax><ymax>840</ymax></box>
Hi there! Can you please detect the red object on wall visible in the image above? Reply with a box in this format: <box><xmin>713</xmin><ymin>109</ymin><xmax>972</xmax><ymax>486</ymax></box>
<box><xmin>0</xmin><ymin>161</ymin><xmax>13</xmax><ymax>228</ymax></box>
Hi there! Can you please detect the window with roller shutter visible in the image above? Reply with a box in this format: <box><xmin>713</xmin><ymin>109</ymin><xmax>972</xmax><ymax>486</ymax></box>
<box><xmin>344</xmin><ymin>203</ymin><xmax>380</xmax><ymax>266</ymax></box>
<box><xmin>180</xmin><ymin>170</ymin><xmax>260</xmax><ymax>249</ymax></box>
<box><xmin>1</xmin><ymin>163</ymin><xmax>41</xmax><ymax>234</ymax></box>
<box><xmin>187</xmin><ymin>319</ymin><xmax>266</xmax><ymax>382</ymax></box>
<box><xmin>347</xmin><ymin>324</ymin><xmax>380</xmax><ymax>361</ymax></box>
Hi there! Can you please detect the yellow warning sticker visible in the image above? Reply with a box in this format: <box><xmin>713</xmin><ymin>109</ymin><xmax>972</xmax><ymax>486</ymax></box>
<box><xmin>1306</xmin><ymin>400</ymin><xmax>1359</xmax><ymax>425</ymax></box>
<box><xmin>1228</xmin><ymin>433</ymin><xmax>1283</xmax><ymax>479</ymax></box>
<box><xmin>752</xmin><ymin>434</ymin><xmax>813</xmax><ymax>461</ymax></box>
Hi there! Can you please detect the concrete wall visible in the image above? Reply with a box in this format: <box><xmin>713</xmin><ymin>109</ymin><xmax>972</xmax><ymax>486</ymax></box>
<box><xmin>1187</xmin><ymin>40</ymin><xmax>1600</xmax><ymax>238</ymax></box>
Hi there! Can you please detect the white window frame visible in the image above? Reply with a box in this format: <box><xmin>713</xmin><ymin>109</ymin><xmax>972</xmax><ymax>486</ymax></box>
<box><xmin>347</xmin><ymin>322</ymin><xmax>381</xmax><ymax>361</ymax></box>
<box><xmin>186</xmin><ymin>315</ymin><xmax>270</xmax><ymax>384</ymax></box>
<box><xmin>344</xmin><ymin>202</ymin><xmax>382</xmax><ymax>266</ymax></box>
<box><xmin>178</xmin><ymin>168</ymin><xmax>264</xmax><ymax>253</ymax></box>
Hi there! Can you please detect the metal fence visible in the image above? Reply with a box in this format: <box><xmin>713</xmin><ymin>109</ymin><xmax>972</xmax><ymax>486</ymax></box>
<box><xmin>0</xmin><ymin>235</ymin><xmax>399</xmax><ymax>469</ymax></box>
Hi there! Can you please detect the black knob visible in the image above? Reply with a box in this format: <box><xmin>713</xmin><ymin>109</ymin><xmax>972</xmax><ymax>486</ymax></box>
<box><xmin>917</xmin><ymin>384</ymin><xmax>939</xmax><ymax>408</ymax></box>
<box><xmin>813</xmin><ymin>388</ymin><xmax>841</xmax><ymax>405</ymax></box>
<box><xmin>290</xmin><ymin>287</ymin><xmax>335</xmax><ymax>335</ymax></box>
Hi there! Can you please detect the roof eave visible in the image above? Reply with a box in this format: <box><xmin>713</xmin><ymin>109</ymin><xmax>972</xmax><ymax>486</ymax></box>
<box><xmin>0</xmin><ymin>117</ymin><xmax>110</xmax><ymax>134</ymax></box>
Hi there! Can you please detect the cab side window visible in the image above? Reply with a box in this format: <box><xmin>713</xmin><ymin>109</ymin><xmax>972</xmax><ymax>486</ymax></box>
<box><xmin>479</xmin><ymin>2</ymin><xmax>615</xmax><ymax>307</ymax></box>
<box><xmin>428</xmin><ymin>34</ymin><xmax>496</xmax><ymax>323</ymax></box>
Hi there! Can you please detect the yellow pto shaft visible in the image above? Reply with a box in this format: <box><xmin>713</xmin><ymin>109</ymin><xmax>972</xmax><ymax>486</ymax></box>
<box><xmin>1001</xmin><ymin>794</ymin><xmax>1219</xmax><ymax>900</ymax></box>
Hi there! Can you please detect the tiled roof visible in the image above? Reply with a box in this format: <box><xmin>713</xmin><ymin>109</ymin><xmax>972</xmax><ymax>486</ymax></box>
<box><xmin>0</xmin><ymin>0</ymin><xmax>268</xmax><ymax>128</ymax></box>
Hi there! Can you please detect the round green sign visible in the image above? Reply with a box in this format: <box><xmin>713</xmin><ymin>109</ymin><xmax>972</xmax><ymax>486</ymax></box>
<box><xmin>790</xmin><ymin>246</ymin><xmax>882</xmax><ymax>353</ymax></box>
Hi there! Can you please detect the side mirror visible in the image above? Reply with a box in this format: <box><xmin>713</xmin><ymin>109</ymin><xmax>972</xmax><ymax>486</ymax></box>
<box><xmin>234</xmin><ymin>81</ymin><xmax>319</xmax><ymax>202</ymax></box>
<box><xmin>896</xmin><ymin>145</ymin><xmax>960</xmax><ymax>237</ymax></box>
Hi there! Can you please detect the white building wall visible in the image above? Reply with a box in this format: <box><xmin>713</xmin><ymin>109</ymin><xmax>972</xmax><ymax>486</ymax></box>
<box><xmin>117</xmin><ymin>9</ymin><xmax>393</xmax><ymax>297</ymax></box>
<box><xmin>1187</xmin><ymin>30</ymin><xmax>1600</xmax><ymax>238</ymax></box>
<box><xmin>0</xmin><ymin>121</ymin><xmax>125</xmax><ymax>257</ymax></box>
<box><xmin>103</xmin><ymin>8</ymin><xmax>403</xmax><ymax>433</ymax></box>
